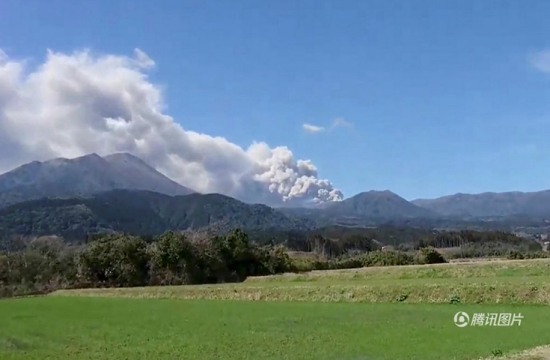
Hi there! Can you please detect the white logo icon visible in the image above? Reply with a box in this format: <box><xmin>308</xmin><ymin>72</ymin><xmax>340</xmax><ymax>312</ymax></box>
<box><xmin>454</xmin><ymin>312</ymin><xmax>470</xmax><ymax>327</ymax></box>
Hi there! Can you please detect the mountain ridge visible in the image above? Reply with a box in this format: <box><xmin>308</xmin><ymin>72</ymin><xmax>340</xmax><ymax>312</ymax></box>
<box><xmin>0</xmin><ymin>153</ymin><xmax>194</xmax><ymax>208</ymax></box>
<box><xmin>412</xmin><ymin>190</ymin><xmax>550</xmax><ymax>218</ymax></box>
<box><xmin>0</xmin><ymin>189</ymin><xmax>311</xmax><ymax>242</ymax></box>
<box><xmin>3</xmin><ymin>154</ymin><xmax>550</xmax><ymax>230</ymax></box>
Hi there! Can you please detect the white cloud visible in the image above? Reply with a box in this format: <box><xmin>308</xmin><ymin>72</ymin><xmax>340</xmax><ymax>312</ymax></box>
<box><xmin>302</xmin><ymin>118</ymin><xmax>353</xmax><ymax>134</ymax></box>
<box><xmin>530</xmin><ymin>50</ymin><xmax>550</xmax><ymax>74</ymax></box>
<box><xmin>330</xmin><ymin>117</ymin><xmax>353</xmax><ymax>129</ymax></box>
<box><xmin>302</xmin><ymin>123</ymin><xmax>325</xmax><ymax>134</ymax></box>
<box><xmin>0</xmin><ymin>48</ymin><xmax>343</xmax><ymax>205</ymax></box>
<box><xmin>133</xmin><ymin>48</ymin><xmax>155</xmax><ymax>69</ymax></box>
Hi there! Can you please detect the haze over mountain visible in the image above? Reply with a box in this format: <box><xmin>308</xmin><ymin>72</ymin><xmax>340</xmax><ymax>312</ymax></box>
<box><xmin>413</xmin><ymin>191</ymin><xmax>550</xmax><ymax>218</ymax></box>
<box><xmin>0</xmin><ymin>153</ymin><xmax>194</xmax><ymax>209</ymax></box>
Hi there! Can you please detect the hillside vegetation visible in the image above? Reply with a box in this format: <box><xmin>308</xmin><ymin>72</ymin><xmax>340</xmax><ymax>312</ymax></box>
<box><xmin>0</xmin><ymin>190</ymin><xmax>309</xmax><ymax>242</ymax></box>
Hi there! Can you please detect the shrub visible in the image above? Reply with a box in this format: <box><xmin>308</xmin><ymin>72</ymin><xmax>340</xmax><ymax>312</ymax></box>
<box><xmin>491</xmin><ymin>349</ymin><xmax>503</xmax><ymax>357</ymax></box>
<box><xmin>507</xmin><ymin>250</ymin><xmax>524</xmax><ymax>260</ymax></box>
<box><xmin>148</xmin><ymin>232</ymin><xmax>201</xmax><ymax>285</ymax></box>
<box><xmin>329</xmin><ymin>257</ymin><xmax>364</xmax><ymax>270</ymax></box>
<box><xmin>449</xmin><ymin>295</ymin><xmax>461</xmax><ymax>304</ymax></box>
<box><xmin>263</xmin><ymin>245</ymin><xmax>292</xmax><ymax>274</ymax></box>
<box><xmin>362</xmin><ymin>251</ymin><xmax>416</xmax><ymax>267</ymax></box>
<box><xmin>417</xmin><ymin>247</ymin><xmax>447</xmax><ymax>264</ymax></box>
<box><xmin>396</xmin><ymin>294</ymin><xmax>409</xmax><ymax>302</ymax></box>
<box><xmin>78</xmin><ymin>234</ymin><xmax>149</xmax><ymax>287</ymax></box>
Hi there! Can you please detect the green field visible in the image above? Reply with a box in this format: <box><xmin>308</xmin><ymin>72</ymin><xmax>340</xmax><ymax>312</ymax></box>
<box><xmin>54</xmin><ymin>259</ymin><xmax>550</xmax><ymax>304</ymax></box>
<box><xmin>2</xmin><ymin>259</ymin><xmax>550</xmax><ymax>360</ymax></box>
<box><xmin>1</xmin><ymin>297</ymin><xmax>550</xmax><ymax>360</ymax></box>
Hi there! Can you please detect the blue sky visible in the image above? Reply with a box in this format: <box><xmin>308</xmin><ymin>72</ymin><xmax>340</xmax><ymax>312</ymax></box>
<box><xmin>1</xmin><ymin>0</ymin><xmax>550</xmax><ymax>200</ymax></box>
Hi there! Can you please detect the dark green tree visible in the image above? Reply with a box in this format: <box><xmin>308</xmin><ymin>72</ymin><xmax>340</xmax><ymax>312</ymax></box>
<box><xmin>79</xmin><ymin>234</ymin><xmax>149</xmax><ymax>287</ymax></box>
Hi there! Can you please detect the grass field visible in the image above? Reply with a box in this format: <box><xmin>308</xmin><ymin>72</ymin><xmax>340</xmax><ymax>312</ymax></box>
<box><xmin>54</xmin><ymin>259</ymin><xmax>550</xmax><ymax>304</ymax></box>
<box><xmin>1</xmin><ymin>297</ymin><xmax>550</xmax><ymax>360</ymax></box>
<box><xmin>2</xmin><ymin>259</ymin><xmax>550</xmax><ymax>360</ymax></box>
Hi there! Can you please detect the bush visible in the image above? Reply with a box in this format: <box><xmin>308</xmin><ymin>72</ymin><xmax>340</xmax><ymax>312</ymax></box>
<box><xmin>79</xmin><ymin>234</ymin><xmax>149</xmax><ymax>287</ymax></box>
<box><xmin>329</xmin><ymin>257</ymin><xmax>364</xmax><ymax>270</ymax></box>
<box><xmin>362</xmin><ymin>251</ymin><xmax>416</xmax><ymax>267</ymax></box>
<box><xmin>417</xmin><ymin>247</ymin><xmax>447</xmax><ymax>264</ymax></box>
<box><xmin>507</xmin><ymin>250</ymin><xmax>550</xmax><ymax>260</ymax></box>
<box><xmin>491</xmin><ymin>349</ymin><xmax>503</xmax><ymax>357</ymax></box>
<box><xmin>507</xmin><ymin>250</ymin><xmax>524</xmax><ymax>260</ymax></box>
<box><xmin>396</xmin><ymin>294</ymin><xmax>409</xmax><ymax>302</ymax></box>
<box><xmin>263</xmin><ymin>245</ymin><xmax>292</xmax><ymax>274</ymax></box>
<box><xmin>148</xmin><ymin>232</ymin><xmax>201</xmax><ymax>285</ymax></box>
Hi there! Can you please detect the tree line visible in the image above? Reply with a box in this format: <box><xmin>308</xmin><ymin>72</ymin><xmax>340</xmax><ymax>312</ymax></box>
<box><xmin>1</xmin><ymin>228</ymin><xmax>546</xmax><ymax>298</ymax></box>
<box><xmin>0</xmin><ymin>230</ymin><xmax>291</xmax><ymax>297</ymax></box>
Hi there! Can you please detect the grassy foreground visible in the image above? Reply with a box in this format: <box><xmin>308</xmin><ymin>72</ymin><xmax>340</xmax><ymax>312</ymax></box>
<box><xmin>3</xmin><ymin>259</ymin><xmax>550</xmax><ymax>359</ymax></box>
<box><xmin>1</xmin><ymin>297</ymin><xmax>550</xmax><ymax>360</ymax></box>
<box><xmin>53</xmin><ymin>259</ymin><xmax>550</xmax><ymax>304</ymax></box>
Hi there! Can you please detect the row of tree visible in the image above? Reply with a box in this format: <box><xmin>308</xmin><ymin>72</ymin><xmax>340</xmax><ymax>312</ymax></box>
<box><xmin>0</xmin><ymin>230</ymin><xmax>291</xmax><ymax>297</ymax></box>
<box><xmin>1</xmin><ymin>228</ymin><xmax>545</xmax><ymax>298</ymax></box>
<box><xmin>285</xmin><ymin>229</ymin><xmax>541</xmax><ymax>258</ymax></box>
<box><xmin>416</xmin><ymin>230</ymin><xmax>536</xmax><ymax>249</ymax></box>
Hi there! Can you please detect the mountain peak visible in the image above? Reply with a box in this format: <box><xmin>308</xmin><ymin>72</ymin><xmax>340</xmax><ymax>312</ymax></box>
<box><xmin>327</xmin><ymin>189</ymin><xmax>434</xmax><ymax>219</ymax></box>
<box><xmin>104</xmin><ymin>152</ymin><xmax>142</xmax><ymax>161</ymax></box>
<box><xmin>46</xmin><ymin>153</ymin><xmax>106</xmax><ymax>166</ymax></box>
<box><xmin>0</xmin><ymin>153</ymin><xmax>194</xmax><ymax>208</ymax></box>
<box><xmin>104</xmin><ymin>152</ymin><xmax>153</xmax><ymax>169</ymax></box>
<box><xmin>71</xmin><ymin>153</ymin><xmax>103</xmax><ymax>162</ymax></box>
<box><xmin>353</xmin><ymin>190</ymin><xmax>400</xmax><ymax>199</ymax></box>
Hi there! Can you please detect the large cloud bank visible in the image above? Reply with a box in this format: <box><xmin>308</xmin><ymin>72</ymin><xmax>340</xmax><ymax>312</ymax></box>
<box><xmin>0</xmin><ymin>48</ymin><xmax>343</xmax><ymax>205</ymax></box>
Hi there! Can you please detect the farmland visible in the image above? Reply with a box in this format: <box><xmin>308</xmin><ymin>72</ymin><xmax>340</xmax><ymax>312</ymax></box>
<box><xmin>1</xmin><ymin>259</ymin><xmax>550</xmax><ymax>360</ymax></box>
<box><xmin>54</xmin><ymin>258</ymin><xmax>550</xmax><ymax>304</ymax></box>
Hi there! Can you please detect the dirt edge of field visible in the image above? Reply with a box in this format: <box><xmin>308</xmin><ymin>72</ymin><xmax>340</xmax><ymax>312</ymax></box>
<box><xmin>479</xmin><ymin>345</ymin><xmax>550</xmax><ymax>360</ymax></box>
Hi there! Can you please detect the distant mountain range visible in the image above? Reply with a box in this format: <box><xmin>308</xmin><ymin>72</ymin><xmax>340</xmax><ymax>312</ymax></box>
<box><xmin>1</xmin><ymin>153</ymin><xmax>550</xmax><ymax>241</ymax></box>
<box><xmin>412</xmin><ymin>191</ymin><xmax>550</xmax><ymax>218</ymax></box>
